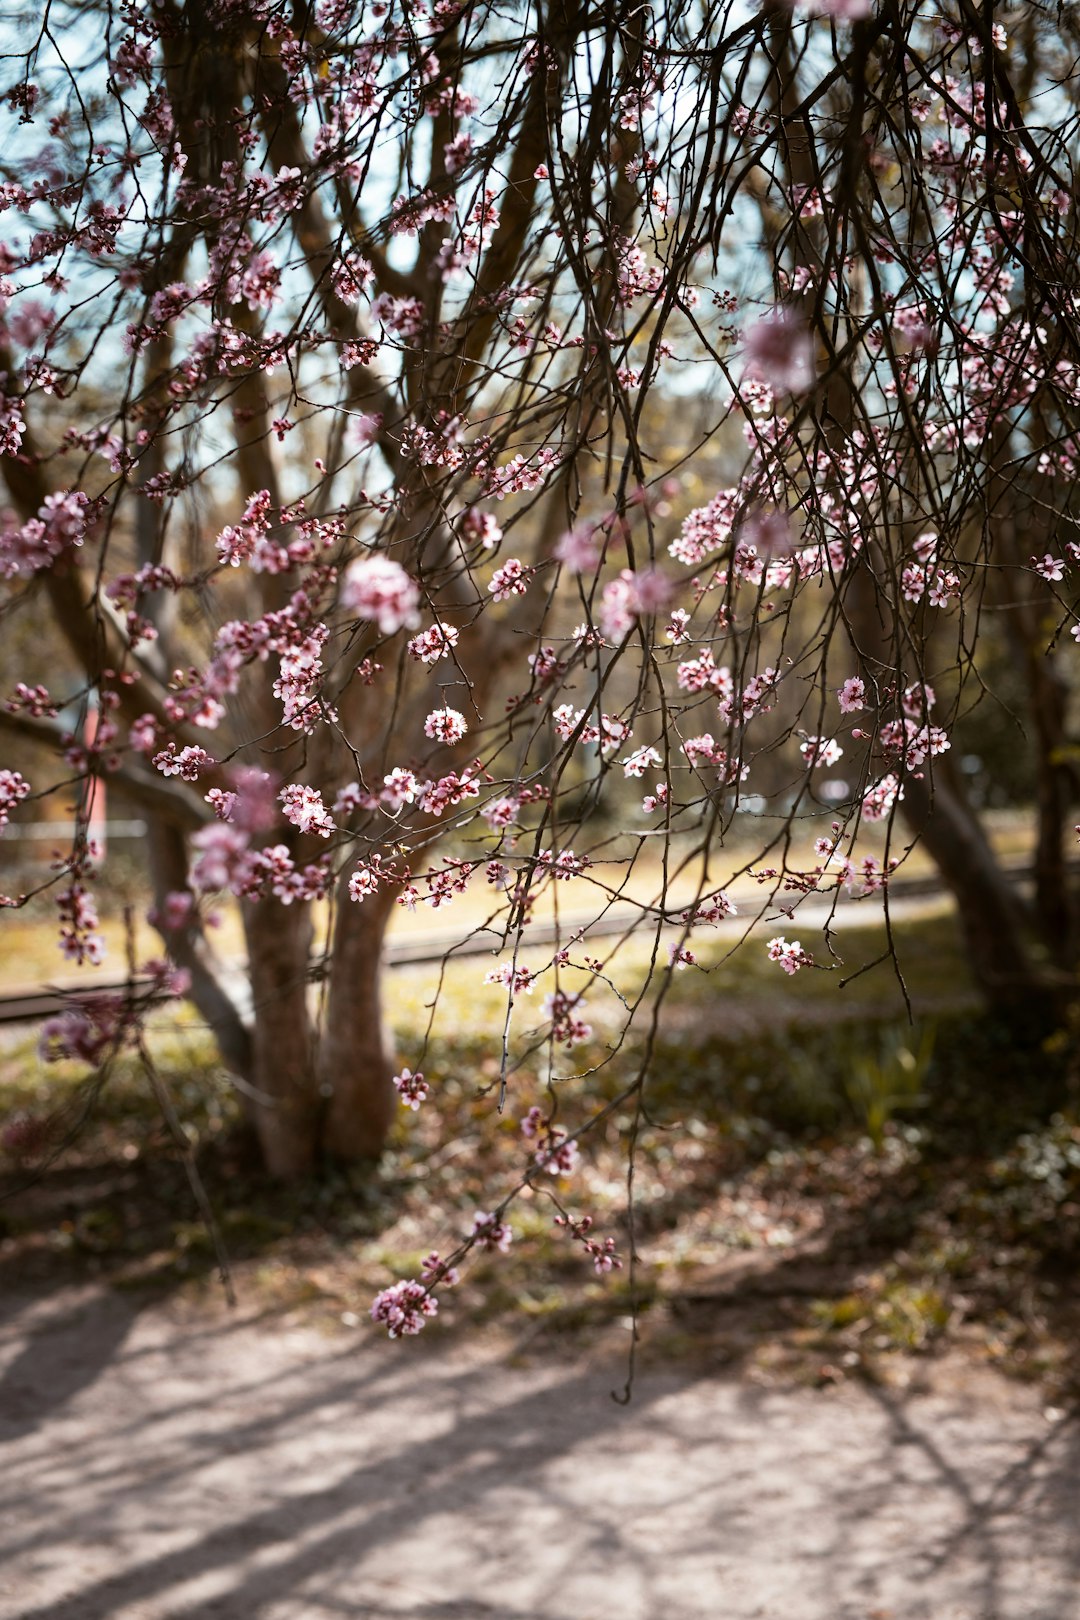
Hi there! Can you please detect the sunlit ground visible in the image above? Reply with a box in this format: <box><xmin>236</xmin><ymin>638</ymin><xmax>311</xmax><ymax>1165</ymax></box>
<box><xmin>0</xmin><ymin>805</ymin><xmax>1036</xmax><ymax>989</ymax></box>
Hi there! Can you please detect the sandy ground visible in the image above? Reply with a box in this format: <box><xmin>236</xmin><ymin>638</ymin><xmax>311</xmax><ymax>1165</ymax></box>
<box><xmin>0</xmin><ymin>1286</ymin><xmax>1078</xmax><ymax>1620</ymax></box>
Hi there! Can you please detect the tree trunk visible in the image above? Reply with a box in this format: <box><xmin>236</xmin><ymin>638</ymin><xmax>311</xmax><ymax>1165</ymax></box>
<box><xmin>1025</xmin><ymin>645</ymin><xmax>1074</xmax><ymax>967</ymax></box>
<box><xmin>244</xmin><ymin>897</ymin><xmax>320</xmax><ymax>1177</ymax></box>
<box><xmin>146</xmin><ymin>820</ymin><xmax>254</xmax><ymax>1084</ymax></box>
<box><xmin>980</xmin><ymin>408</ymin><xmax>1077</xmax><ymax>968</ymax></box>
<box><xmin>845</xmin><ymin>556</ymin><xmax>1052</xmax><ymax>1015</ymax></box>
<box><xmin>759</xmin><ymin>6</ymin><xmax>1053</xmax><ymax>1010</ymax></box>
<box><xmin>898</xmin><ymin>760</ymin><xmax>1049</xmax><ymax>1011</ymax></box>
<box><xmin>317</xmin><ymin>886</ymin><xmax>397</xmax><ymax>1163</ymax></box>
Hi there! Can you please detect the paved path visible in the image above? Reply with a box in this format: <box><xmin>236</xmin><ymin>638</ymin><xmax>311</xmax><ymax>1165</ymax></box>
<box><xmin>0</xmin><ymin>1287</ymin><xmax>1077</xmax><ymax>1619</ymax></box>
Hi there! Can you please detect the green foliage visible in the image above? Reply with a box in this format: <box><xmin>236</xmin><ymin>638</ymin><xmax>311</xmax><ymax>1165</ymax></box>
<box><xmin>810</xmin><ymin>1276</ymin><xmax>952</xmax><ymax>1354</ymax></box>
<box><xmin>844</xmin><ymin>1024</ymin><xmax>934</xmax><ymax>1154</ymax></box>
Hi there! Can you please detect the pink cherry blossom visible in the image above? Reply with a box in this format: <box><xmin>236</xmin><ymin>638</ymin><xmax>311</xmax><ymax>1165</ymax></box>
<box><xmin>743</xmin><ymin>308</ymin><xmax>815</xmax><ymax>394</ymax></box>
<box><xmin>472</xmin><ymin>1211</ymin><xmax>513</xmax><ymax>1253</ymax></box>
<box><xmin>800</xmin><ymin>736</ymin><xmax>844</xmax><ymax>769</ymax></box>
<box><xmin>0</xmin><ymin>769</ymin><xmax>31</xmax><ymax>826</ymax></box>
<box><xmin>279</xmin><ymin>784</ymin><xmax>335</xmax><ymax>838</ymax></box>
<box><xmin>805</xmin><ymin>0</ymin><xmax>873</xmax><ymax>17</ymax></box>
<box><xmin>393</xmin><ymin>1068</ymin><xmax>429</xmax><ymax>1109</ymax></box>
<box><xmin>424</xmin><ymin>707</ymin><xmax>467</xmax><ymax>743</ymax></box>
<box><xmin>408</xmin><ymin>622</ymin><xmax>459</xmax><ymax>664</ymax></box>
<box><xmin>554</xmin><ymin>524</ymin><xmax>600</xmax><ymax>573</ymax></box>
<box><xmin>766</xmin><ymin>937</ymin><xmax>810</xmax><ymax>975</ymax></box>
<box><xmin>489</xmin><ymin>557</ymin><xmax>532</xmax><ymax>601</ymax></box>
<box><xmin>370</xmin><ymin>1280</ymin><xmax>438</xmax><ymax>1338</ymax></box>
<box><xmin>3</xmin><ymin>0</ymin><xmax>1072</xmax><ymax>1347</ymax></box>
<box><xmin>838</xmin><ymin>676</ymin><xmax>866</xmax><ymax>713</ymax></box>
<box><xmin>341</xmin><ymin>555</ymin><xmax>420</xmax><ymax>634</ymax></box>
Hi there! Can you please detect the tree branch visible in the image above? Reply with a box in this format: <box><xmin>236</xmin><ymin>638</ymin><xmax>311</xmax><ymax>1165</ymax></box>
<box><xmin>0</xmin><ymin>706</ymin><xmax>212</xmax><ymax>831</ymax></box>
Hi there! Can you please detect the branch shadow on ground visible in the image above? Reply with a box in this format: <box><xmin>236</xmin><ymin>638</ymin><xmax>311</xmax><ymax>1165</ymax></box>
<box><xmin>1</xmin><ymin>1288</ymin><xmax>1078</xmax><ymax>1620</ymax></box>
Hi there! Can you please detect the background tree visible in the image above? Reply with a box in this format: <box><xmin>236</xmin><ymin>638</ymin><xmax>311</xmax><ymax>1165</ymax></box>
<box><xmin>2</xmin><ymin>0</ymin><xmax>1080</xmax><ymax>1248</ymax></box>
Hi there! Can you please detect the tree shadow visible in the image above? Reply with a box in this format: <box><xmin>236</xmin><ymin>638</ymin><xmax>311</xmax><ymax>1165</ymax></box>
<box><xmin>0</xmin><ymin>1291</ymin><xmax>141</xmax><ymax>1439</ymax></box>
<box><xmin>0</xmin><ymin>1288</ymin><xmax>1077</xmax><ymax>1620</ymax></box>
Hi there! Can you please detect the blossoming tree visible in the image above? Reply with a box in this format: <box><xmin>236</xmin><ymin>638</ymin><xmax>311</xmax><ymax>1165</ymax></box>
<box><xmin>2</xmin><ymin>0</ymin><xmax>1080</xmax><ymax>1321</ymax></box>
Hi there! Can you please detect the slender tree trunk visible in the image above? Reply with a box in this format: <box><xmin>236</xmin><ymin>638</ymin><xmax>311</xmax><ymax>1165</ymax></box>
<box><xmin>146</xmin><ymin>820</ymin><xmax>254</xmax><ymax>1083</ymax></box>
<box><xmin>988</xmin><ymin>468</ymin><xmax>1076</xmax><ymax>969</ymax></box>
<box><xmin>845</xmin><ymin>557</ymin><xmax>1051</xmax><ymax>1013</ymax></box>
<box><xmin>317</xmin><ymin>886</ymin><xmax>397</xmax><ymax>1163</ymax></box>
<box><xmin>132</xmin><ymin>333</ymin><xmax>256</xmax><ymax>1087</ymax></box>
<box><xmin>244</xmin><ymin>897</ymin><xmax>319</xmax><ymax>1177</ymax></box>
<box><xmin>1025</xmin><ymin>646</ymin><xmax>1073</xmax><ymax>967</ymax></box>
<box><xmin>897</xmin><ymin>760</ymin><xmax>1049</xmax><ymax>1010</ymax></box>
<box><xmin>761</xmin><ymin>0</ymin><xmax>1052</xmax><ymax>1008</ymax></box>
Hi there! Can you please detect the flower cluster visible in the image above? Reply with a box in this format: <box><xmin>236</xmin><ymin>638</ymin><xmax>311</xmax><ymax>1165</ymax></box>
<box><xmin>341</xmin><ymin>555</ymin><xmax>421</xmax><ymax>634</ymax></box>
<box><xmin>766</xmin><ymin>937</ymin><xmax>812</xmax><ymax>975</ymax></box>
<box><xmin>554</xmin><ymin>1214</ymin><xmax>623</xmax><ymax>1274</ymax></box>
<box><xmin>0</xmin><ymin>769</ymin><xmax>30</xmax><ymax>827</ymax></box>
<box><xmin>279</xmin><ymin>784</ymin><xmax>336</xmax><ymax>838</ymax></box>
<box><xmin>471</xmin><ymin>1211</ymin><xmax>513</xmax><ymax>1253</ymax></box>
<box><xmin>393</xmin><ymin>1067</ymin><xmax>429</xmax><ymax>1109</ymax></box>
<box><xmin>370</xmin><ymin>1280</ymin><xmax>438</xmax><ymax>1338</ymax></box>
<box><xmin>424</xmin><ymin>707</ymin><xmax>468</xmax><ymax>744</ymax></box>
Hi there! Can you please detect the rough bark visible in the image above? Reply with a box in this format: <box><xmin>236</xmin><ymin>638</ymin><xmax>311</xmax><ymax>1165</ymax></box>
<box><xmin>243</xmin><ymin>898</ymin><xmax>320</xmax><ymax>1178</ymax></box>
<box><xmin>317</xmin><ymin>886</ymin><xmax>397</xmax><ymax>1164</ymax></box>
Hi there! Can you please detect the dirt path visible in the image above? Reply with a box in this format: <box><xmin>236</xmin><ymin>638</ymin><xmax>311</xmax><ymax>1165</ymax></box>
<box><xmin>0</xmin><ymin>1286</ymin><xmax>1077</xmax><ymax>1620</ymax></box>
